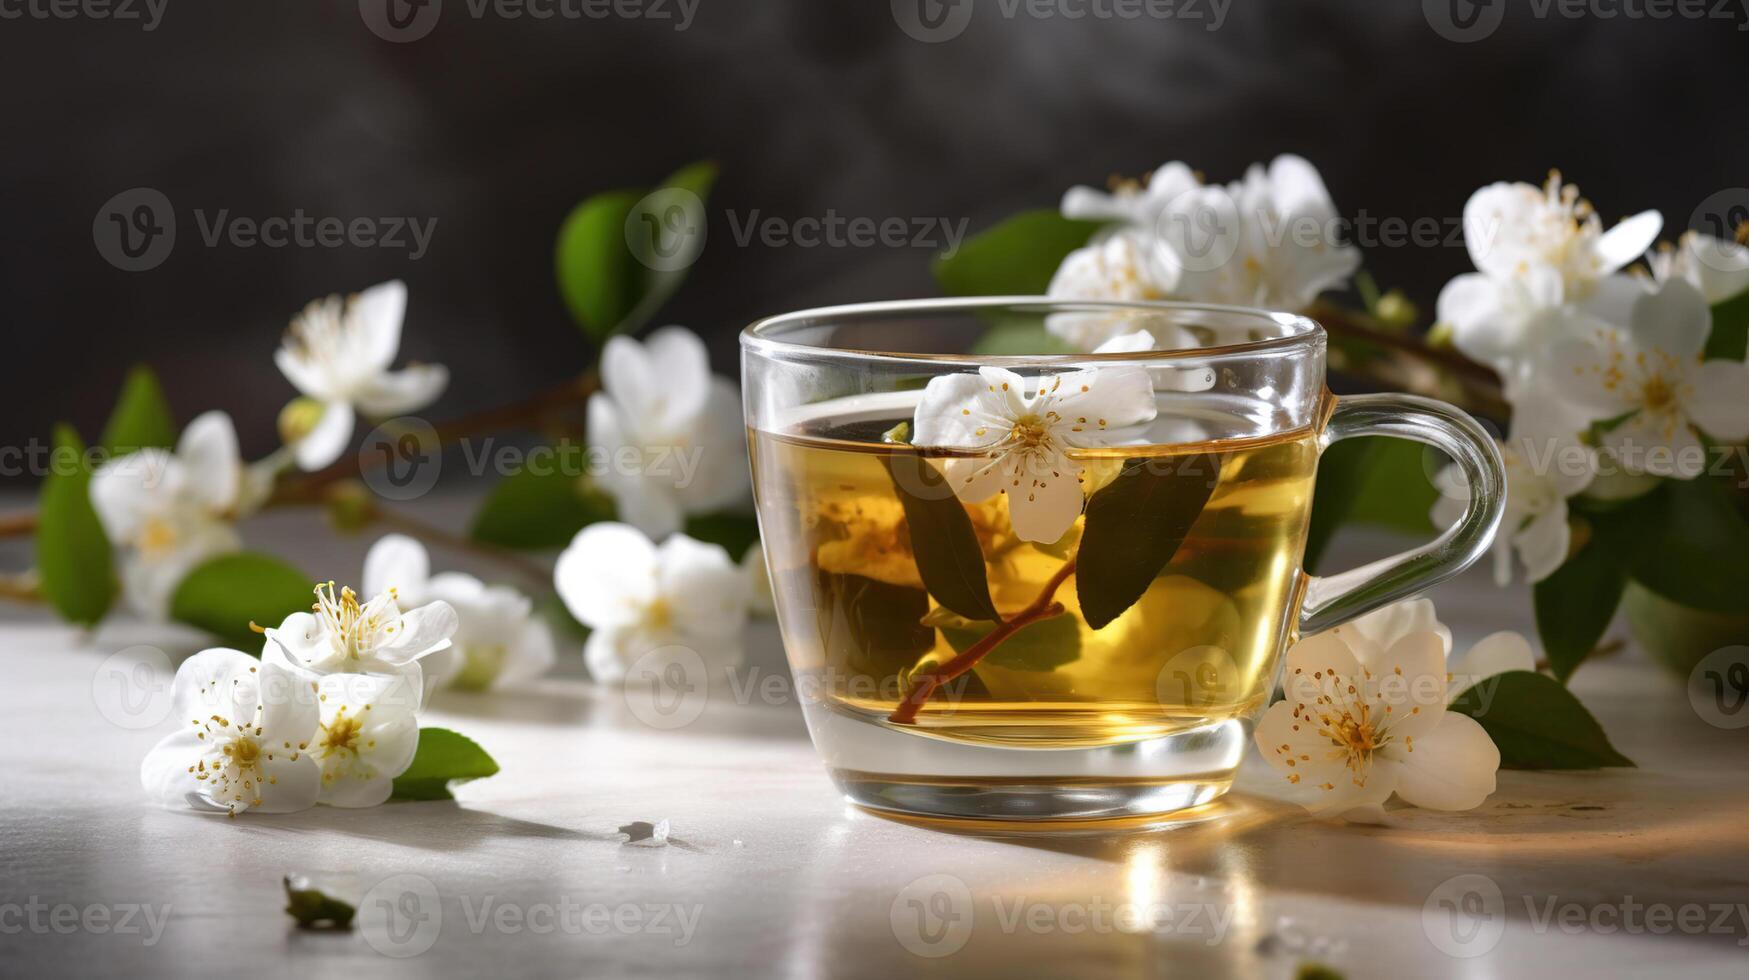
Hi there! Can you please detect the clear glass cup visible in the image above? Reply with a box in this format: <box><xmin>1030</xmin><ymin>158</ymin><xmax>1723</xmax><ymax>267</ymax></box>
<box><xmin>741</xmin><ymin>298</ymin><xmax>1504</xmax><ymax>826</ymax></box>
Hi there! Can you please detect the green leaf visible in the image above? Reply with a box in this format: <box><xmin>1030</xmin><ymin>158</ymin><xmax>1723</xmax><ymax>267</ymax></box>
<box><xmin>1449</xmin><ymin>671</ymin><xmax>1634</xmax><ymax>769</ymax></box>
<box><xmin>556</xmin><ymin>188</ymin><xmax>645</xmax><ymax>341</ymax></box>
<box><xmin>99</xmin><ymin>365</ymin><xmax>176</xmax><ymax>455</ymax></box>
<box><xmin>942</xmin><ymin>612</ymin><xmax>1081</xmax><ymax>672</ymax></box>
<box><xmin>34</xmin><ymin>425</ymin><xmax>115</xmax><ymax>626</ymax></box>
<box><xmin>169</xmin><ymin>552</ymin><xmax>314</xmax><ymax>651</ymax></box>
<box><xmin>1302</xmin><ymin>437</ymin><xmax>1377</xmax><ymax>574</ymax></box>
<box><xmin>1533</xmin><ymin>535</ymin><xmax>1626</xmax><ymax>682</ymax></box>
<box><xmin>390</xmin><ymin>727</ymin><xmax>501</xmax><ymax>801</ymax></box>
<box><xmin>932</xmin><ymin>210</ymin><xmax>1104</xmax><ymax>296</ymax></box>
<box><xmin>470</xmin><ymin>453</ymin><xmax>615</xmax><ymax>549</ymax></box>
<box><xmin>881</xmin><ymin>454</ymin><xmax>999</xmax><ymax>622</ymax></box>
<box><xmin>809</xmin><ymin>571</ymin><xmax>937</xmax><ymax>682</ymax></box>
<box><xmin>283</xmin><ymin>876</ymin><xmax>355</xmax><ymax>931</ymax></box>
<box><xmin>554</xmin><ymin>160</ymin><xmax>716</xmax><ymax>342</ymax></box>
<box><xmin>1585</xmin><ymin>477</ymin><xmax>1749</xmax><ymax>613</ymax></box>
<box><xmin>1704</xmin><ymin>287</ymin><xmax>1749</xmax><ymax>361</ymax></box>
<box><xmin>683</xmin><ymin>511</ymin><xmax>761</xmax><ymax>561</ymax></box>
<box><xmin>1304</xmin><ymin>437</ymin><xmax>1441</xmax><ymax>573</ymax></box>
<box><xmin>1076</xmin><ymin>453</ymin><xmax>1222</xmax><ymax>630</ymax></box>
<box><xmin>968</xmin><ymin>319</ymin><xmax>1078</xmax><ymax>356</ymax></box>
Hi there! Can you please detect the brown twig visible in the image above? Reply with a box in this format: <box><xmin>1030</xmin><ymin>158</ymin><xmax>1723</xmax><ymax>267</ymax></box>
<box><xmin>0</xmin><ymin>512</ymin><xmax>37</xmax><ymax>538</ymax></box>
<box><xmin>889</xmin><ymin>559</ymin><xmax>1078</xmax><ymax>725</ymax></box>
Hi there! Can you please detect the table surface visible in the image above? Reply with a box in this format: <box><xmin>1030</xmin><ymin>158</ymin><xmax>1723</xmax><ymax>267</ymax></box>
<box><xmin>3</xmin><ymin>511</ymin><xmax>1747</xmax><ymax>980</ymax></box>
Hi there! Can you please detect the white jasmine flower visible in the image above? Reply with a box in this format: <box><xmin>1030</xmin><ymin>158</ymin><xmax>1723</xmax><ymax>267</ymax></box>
<box><xmin>308</xmin><ymin>672</ymin><xmax>421</xmax><ymax>808</ymax></box>
<box><xmin>139</xmin><ymin>648</ymin><xmax>320</xmax><ymax>816</ymax></box>
<box><xmin>1326</xmin><ymin>598</ymin><xmax>1535</xmax><ymax>702</ymax></box>
<box><xmin>1444</xmin><ymin>631</ymin><xmax>1536</xmax><ymax>703</ymax></box>
<box><xmin>741</xmin><ymin>540</ymin><xmax>775</xmax><ymax>616</ymax></box>
<box><xmin>362</xmin><ymin>534</ymin><xmax>555</xmax><ymax>691</ymax></box>
<box><xmin>1650</xmin><ymin>231</ymin><xmax>1749</xmax><ymax>305</ymax></box>
<box><xmin>1093</xmin><ymin>330</ymin><xmax>1219</xmax><ymax>393</ymax></box>
<box><xmin>1437</xmin><ymin>173</ymin><xmax>1661</xmax><ymax>377</ymax></box>
<box><xmin>1156</xmin><ymin>154</ymin><xmax>1361</xmax><ymax>311</ymax></box>
<box><xmin>1046</xmin><ymin>233</ymin><xmax>1205</xmax><ymax>351</ymax></box>
<box><xmin>587</xmin><ymin>327</ymin><xmax>749</xmax><ymax>539</ymax></box>
<box><xmin>1254</xmin><ymin>617</ymin><xmax>1500</xmax><ymax>818</ymax></box>
<box><xmin>1546</xmin><ymin>277</ymin><xmax>1749</xmax><ymax>478</ymax></box>
<box><xmin>911</xmin><ymin>365</ymin><xmax>1157</xmax><ymax>544</ymax></box>
<box><xmin>263</xmin><ymin>581</ymin><xmax>458</xmax><ymax>696</ymax></box>
<box><xmin>275</xmin><ymin>280</ymin><xmax>448</xmax><ymax>471</ymax></box>
<box><xmin>554</xmin><ymin>523</ymin><xmax>749</xmax><ymax>682</ymax></box>
<box><xmin>1060</xmin><ymin>161</ymin><xmax>1203</xmax><ymax>229</ymax></box>
<box><xmin>91</xmin><ymin>411</ymin><xmax>252</xmax><ymax>618</ymax></box>
<box><xmin>1430</xmin><ymin>395</ymin><xmax>1595</xmax><ymax>585</ymax></box>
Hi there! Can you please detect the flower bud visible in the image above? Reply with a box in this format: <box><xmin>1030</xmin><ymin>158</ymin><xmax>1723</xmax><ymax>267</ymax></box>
<box><xmin>278</xmin><ymin>398</ymin><xmax>327</xmax><ymax>445</ymax></box>
<box><xmin>323</xmin><ymin>479</ymin><xmax>376</xmax><ymax>533</ymax></box>
<box><xmin>1374</xmin><ymin>290</ymin><xmax>1418</xmax><ymax>332</ymax></box>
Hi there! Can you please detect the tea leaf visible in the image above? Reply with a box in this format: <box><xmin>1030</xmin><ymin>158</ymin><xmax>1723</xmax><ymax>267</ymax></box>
<box><xmin>1448</xmin><ymin>671</ymin><xmax>1633</xmax><ymax>769</ymax></box>
<box><xmin>932</xmin><ymin>209</ymin><xmax>1105</xmax><ymax>296</ymax></box>
<box><xmin>35</xmin><ymin>425</ymin><xmax>116</xmax><ymax>626</ymax></box>
<box><xmin>810</xmin><ymin>571</ymin><xmax>936</xmax><ymax>682</ymax></box>
<box><xmin>881</xmin><ymin>455</ymin><xmax>1000</xmax><ymax>622</ymax></box>
<box><xmin>1533</xmin><ymin>534</ymin><xmax>1626</xmax><ymax>682</ymax></box>
<box><xmin>1076</xmin><ymin>453</ymin><xmax>1222</xmax><ymax>630</ymax></box>
<box><xmin>283</xmin><ymin>876</ymin><xmax>355</xmax><ymax>931</ymax></box>
<box><xmin>390</xmin><ymin>728</ymin><xmax>500</xmax><ymax>801</ymax></box>
<box><xmin>943</xmin><ymin>612</ymin><xmax>1080</xmax><ymax>672</ymax></box>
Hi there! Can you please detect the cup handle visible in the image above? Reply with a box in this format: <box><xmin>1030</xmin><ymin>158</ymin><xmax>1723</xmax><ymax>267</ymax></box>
<box><xmin>1298</xmin><ymin>392</ymin><xmax>1506</xmax><ymax>636</ymax></box>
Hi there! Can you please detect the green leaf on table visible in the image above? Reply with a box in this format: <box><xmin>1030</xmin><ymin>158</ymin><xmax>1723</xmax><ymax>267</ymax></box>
<box><xmin>932</xmin><ymin>210</ymin><xmax>1105</xmax><ymax>296</ymax></box>
<box><xmin>881</xmin><ymin>454</ymin><xmax>999</xmax><ymax>622</ymax></box>
<box><xmin>1449</xmin><ymin>671</ymin><xmax>1634</xmax><ymax>769</ymax></box>
<box><xmin>283</xmin><ymin>876</ymin><xmax>356</xmax><ymax>931</ymax></box>
<box><xmin>99</xmin><ymin>365</ymin><xmax>176</xmax><ymax>455</ymax></box>
<box><xmin>555</xmin><ymin>160</ymin><xmax>716</xmax><ymax>342</ymax></box>
<box><xmin>1533</xmin><ymin>535</ymin><xmax>1627</xmax><ymax>682</ymax></box>
<box><xmin>1077</xmin><ymin>453</ymin><xmax>1222</xmax><ymax>630</ymax></box>
<box><xmin>35</xmin><ymin>424</ymin><xmax>115</xmax><ymax>626</ymax></box>
<box><xmin>1704</xmin><ymin>287</ymin><xmax>1749</xmax><ymax>361</ymax></box>
<box><xmin>390</xmin><ymin>727</ymin><xmax>501</xmax><ymax>801</ymax></box>
<box><xmin>470</xmin><ymin>454</ymin><xmax>616</xmax><ymax>549</ymax></box>
<box><xmin>170</xmin><ymin>552</ymin><xmax>314</xmax><ymax>651</ymax></box>
<box><xmin>683</xmin><ymin>510</ymin><xmax>761</xmax><ymax>561</ymax></box>
<box><xmin>1584</xmin><ymin>476</ymin><xmax>1749</xmax><ymax>614</ymax></box>
<box><xmin>942</xmin><ymin>612</ymin><xmax>1081</xmax><ymax>672</ymax></box>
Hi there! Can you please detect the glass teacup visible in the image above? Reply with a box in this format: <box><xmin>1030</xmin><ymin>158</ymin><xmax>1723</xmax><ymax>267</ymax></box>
<box><xmin>741</xmin><ymin>299</ymin><xmax>1503</xmax><ymax>825</ymax></box>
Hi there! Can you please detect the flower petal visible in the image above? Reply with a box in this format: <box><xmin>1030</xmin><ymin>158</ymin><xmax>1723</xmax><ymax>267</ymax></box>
<box><xmin>349</xmin><ymin>279</ymin><xmax>408</xmax><ymax>373</ymax></box>
<box><xmin>264</xmin><ymin>611</ymin><xmax>336</xmax><ymax>673</ymax></box>
<box><xmin>294</xmin><ymin>400</ymin><xmax>354</xmax><ymax>471</ymax></box>
<box><xmin>555</xmin><ymin>522</ymin><xmax>659</xmax><ymax>629</ymax></box>
<box><xmin>1689</xmin><ymin>359</ymin><xmax>1749</xmax><ymax>442</ymax></box>
<box><xmin>363</xmin><ymin>534</ymin><xmax>430</xmax><ymax>601</ymax></box>
<box><xmin>1368</xmin><ymin>630</ymin><xmax>1448</xmax><ymax>740</ymax></box>
<box><xmin>1340</xmin><ymin>597</ymin><xmax>1452</xmax><ymax>662</ymax></box>
<box><xmin>1049</xmin><ymin>366</ymin><xmax>1158</xmax><ymax>442</ymax></box>
<box><xmin>912</xmin><ymin>372</ymin><xmax>1010</xmax><ymax>449</ymax></box>
<box><xmin>89</xmin><ymin>449</ymin><xmax>176</xmax><ymax>542</ymax></box>
<box><xmin>1447</xmin><ymin>631</ymin><xmax>1536</xmax><ymax>702</ymax></box>
<box><xmin>275</xmin><ymin>346</ymin><xmax>335</xmax><ymax>401</ymax></box>
<box><xmin>1390</xmin><ymin>712</ymin><xmax>1499</xmax><ymax>811</ymax></box>
<box><xmin>351</xmin><ymin>364</ymin><xmax>449</xmax><ymax>417</ymax></box>
<box><xmin>255</xmin><ymin>752</ymin><xmax>322</xmax><ymax>813</ymax></box>
<box><xmin>1003</xmin><ymin>456</ymin><xmax>1084</xmax><ymax>544</ymax></box>
<box><xmin>140</xmin><ymin>729</ymin><xmax>210</xmax><ymax>809</ymax></box>
<box><xmin>1631</xmin><ymin>277</ymin><xmax>1711</xmax><ymax>360</ymax></box>
<box><xmin>657</xmin><ymin>534</ymin><xmax>749</xmax><ymax>638</ymax></box>
<box><xmin>170</xmin><ymin>648</ymin><xmax>263</xmax><ymax>728</ymax></box>
<box><xmin>498</xmin><ymin>621</ymin><xmax>558</xmax><ymax>688</ymax></box>
<box><xmin>1513</xmin><ymin>503</ymin><xmax>1571</xmax><ymax>584</ymax></box>
<box><xmin>1594</xmin><ymin>210</ymin><xmax>1662</xmax><ymax>275</ymax></box>
<box><xmin>375</xmin><ymin>600</ymin><xmax>459</xmax><ymax>665</ymax></box>
<box><xmin>176</xmin><ymin>411</ymin><xmax>241</xmax><ymax>514</ymax></box>
<box><xmin>671</xmin><ymin>378</ymin><xmax>753</xmax><ymax>515</ymax></box>
<box><xmin>640</xmin><ymin>326</ymin><xmax>714</xmax><ymax>428</ymax></box>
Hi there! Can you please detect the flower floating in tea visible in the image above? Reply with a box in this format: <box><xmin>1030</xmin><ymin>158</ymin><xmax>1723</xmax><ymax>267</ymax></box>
<box><xmin>911</xmin><ymin>365</ymin><xmax>1157</xmax><ymax>544</ymax></box>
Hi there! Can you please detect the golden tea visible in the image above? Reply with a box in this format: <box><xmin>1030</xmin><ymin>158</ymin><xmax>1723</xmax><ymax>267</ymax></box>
<box><xmin>751</xmin><ymin>408</ymin><xmax>1318</xmax><ymax>750</ymax></box>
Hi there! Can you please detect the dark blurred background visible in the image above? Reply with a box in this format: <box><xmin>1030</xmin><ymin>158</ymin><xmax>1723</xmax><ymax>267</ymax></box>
<box><xmin>2</xmin><ymin>0</ymin><xmax>1746</xmax><ymax>474</ymax></box>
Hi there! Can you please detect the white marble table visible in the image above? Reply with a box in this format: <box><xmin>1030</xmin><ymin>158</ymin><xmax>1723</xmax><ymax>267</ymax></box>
<box><xmin>3</xmin><ymin>517</ymin><xmax>1747</xmax><ymax>979</ymax></box>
